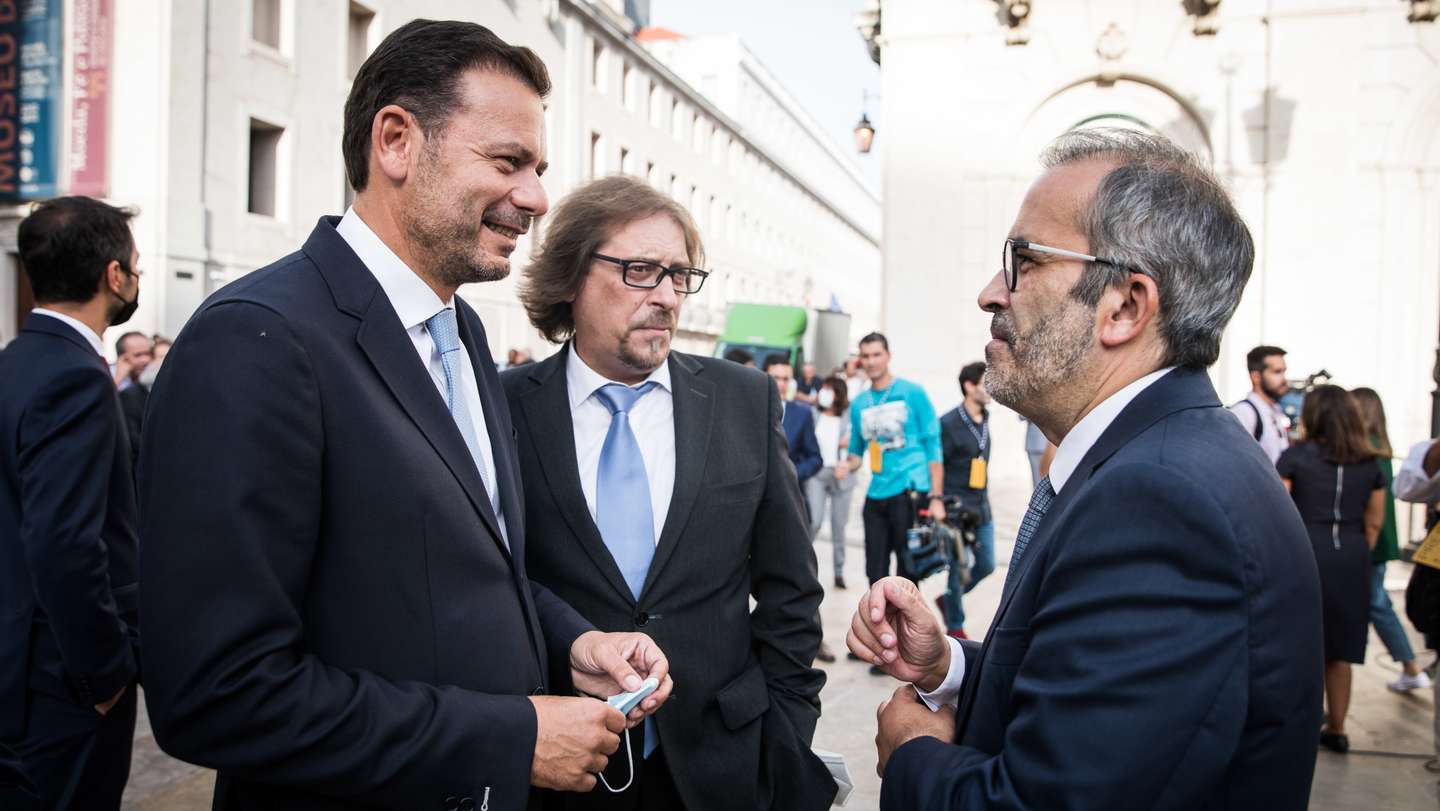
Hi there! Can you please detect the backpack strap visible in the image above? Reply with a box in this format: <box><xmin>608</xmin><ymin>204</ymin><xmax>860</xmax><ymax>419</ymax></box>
<box><xmin>1232</xmin><ymin>398</ymin><xmax>1264</xmax><ymax>441</ymax></box>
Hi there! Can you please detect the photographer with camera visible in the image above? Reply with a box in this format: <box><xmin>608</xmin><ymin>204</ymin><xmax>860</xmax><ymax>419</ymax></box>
<box><xmin>936</xmin><ymin>362</ymin><xmax>996</xmax><ymax>639</ymax></box>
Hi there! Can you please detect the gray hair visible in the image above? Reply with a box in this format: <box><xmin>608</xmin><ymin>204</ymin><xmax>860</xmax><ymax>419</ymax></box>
<box><xmin>1040</xmin><ymin>128</ymin><xmax>1254</xmax><ymax>369</ymax></box>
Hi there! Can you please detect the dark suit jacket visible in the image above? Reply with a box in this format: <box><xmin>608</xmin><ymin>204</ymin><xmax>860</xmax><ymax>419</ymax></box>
<box><xmin>781</xmin><ymin>401</ymin><xmax>823</xmax><ymax>484</ymax></box>
<box><xmin>138</xmin><ymin>218</ymin><xmax>592</xmax><ymax>811</ymax></box>
<box><xmin>883</xmin><ymin>368</ymin><xmax>1323</xmax><ymax>810</ymax></box>
<box><xmin>117</xmin><ymin>382</ymin><xmax>147</xmax><ymax>469</ymax></box>
<box><xmin>0</xmin><ymin>314</ymin><xmax>139</xmax><ymax>738</ymax></box>
<box><xmin>501</xmin><ymin>347</ymin><xmax>835</xmax><ymax>811</ymax></box>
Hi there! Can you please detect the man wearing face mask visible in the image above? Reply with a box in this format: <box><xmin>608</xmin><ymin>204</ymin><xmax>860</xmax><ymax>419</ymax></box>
<box><xmin>503</xmin><ymin>175</ymin><xmax>832</xmax><ymax>811</ymax></box>
<box><xmin>0</xmin><ymin>196</ymin><xmax>143</xmax><ymax>810</ymax></box>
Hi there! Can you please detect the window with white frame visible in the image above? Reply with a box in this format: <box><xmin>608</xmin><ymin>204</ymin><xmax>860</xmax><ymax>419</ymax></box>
<box><xmin>590</xmin><ymin>132</ymin><xmax>605</xmax><ymax>178</ymax></box>
<box><xmin>253</xmin><ymin>0</ymin><xmax>282</xmax><ymax>49</ymax></box>
<box><xmin>248</xmin><ymin>118</ymin><xmax>284</xmax><ymax>217</ymax></box>
<box><xmin>591</xmin><ymin>38</ymin><xmax>605</xmax><ymax>91</ymax></box>
<box><xmin>622</xmin><ymin>62</ymin><xmax>636</xmax><ymax>111</ymax></box>
<box><xmin>347</xmin><ymin>2</ymin><xmax>376</xmax><ymax>78</ymax></box>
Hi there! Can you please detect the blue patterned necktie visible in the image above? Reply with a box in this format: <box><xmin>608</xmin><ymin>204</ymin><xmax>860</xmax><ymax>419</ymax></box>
<box><xmin>593</xmin><ymin>381</ymin><xmax>659</xmax><ymax>757</ymax></box>
<box><xmin>425</xmin><ymin>309</ymin><xmax>502</xmax><ymax>541</ymax></box>
<box><xmin>1010</xmin><ymin>475</ymin><xmax>1055</xmax><ymax>569</ymax></box>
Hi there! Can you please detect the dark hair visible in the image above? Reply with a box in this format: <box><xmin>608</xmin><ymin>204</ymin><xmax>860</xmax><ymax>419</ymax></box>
<box><xmin>343</xmin><ymin>19</ymin><xmax>551</xmax><ymax>192</ymax></box>
<box><xmin>859</xmin><ymin>332</ymin><xmax>888</xmax><ymax>352</ymax></box>
<box><xmin>115</xmin><ymin>331</ymin><xmax>147</xmax><ymax>356</ymax></box>
<box><xmin>1299</xmin><ymin>385</ymin><xmax>1375</xmax><ymax>465</ymax></box>
<box><xmin>958</xmin><ymin>361</ymin><xmax>986</xmax><ymax>396</ymax></box>
<box><xmin>1349</xmin><ymin>387</ymin><xmax>1392</xmax><ymax>458</ymax></box>
<box><xmin>723</xmin><ymin>347</ymin><xmax>753</xmax><ymax>365</ymax></box>
<box><xmin>821</xmin><ymin>375</ymin><xmax>849</xmax><ymax>415</ymax></box>
<box><xmin>762</xmin><ymin>354</ymin><xmax>791</xmax><ymax>372</ymax></box>
<box><xmin>520</xmin><ymin>175</ymin><xmax>703</xmax><ymax>343</ymax></box>
<box><xmin>18</xmin><ymin>196</ymin><xmax>136</xmax><ymax>305</ymax></box>
<box><xmin>1246</xmin><ymin>345</ymin><xmax>1286</xmax><ymax>374</ymax></box>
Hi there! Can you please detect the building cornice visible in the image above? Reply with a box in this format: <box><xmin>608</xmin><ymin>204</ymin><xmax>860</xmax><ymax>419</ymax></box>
<box><xmin>562</xmin><ymin>0</ymin><xmax>880</xmax><ymax>247</ymax></box>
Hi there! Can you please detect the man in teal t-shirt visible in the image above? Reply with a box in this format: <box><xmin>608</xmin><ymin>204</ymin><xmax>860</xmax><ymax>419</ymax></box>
<box><xmin>843</xmin><ymin>332</ymin><xmax>944</xmax><ymax>587</ymax></box>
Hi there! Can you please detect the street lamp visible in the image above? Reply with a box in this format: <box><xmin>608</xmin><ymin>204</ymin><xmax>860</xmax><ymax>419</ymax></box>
<box><xmin>854</xmin><ymin>90</ymin><xmax>877</xmax><ymax>154</ymax></box>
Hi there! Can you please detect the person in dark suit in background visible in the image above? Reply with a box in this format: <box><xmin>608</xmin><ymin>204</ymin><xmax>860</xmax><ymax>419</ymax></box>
<box><xmin>0</xmin><ymin>197</ymin><xmax>143</xmax><ymax>810</ymax></box>
<box><xmin>763</xmin><ymin>355</ymin><xmax>823</xmax><ymax>487</ymax></box>
<box><xmin>848</xmin><ymin>128</ymin><xmax>1323</xmax><ymax>809</ymax></box>
<box><xmin>138</xmin><ymin>21</ymin><xmax>669</xmax><ymax>811</ymax></box>
<box><xmin>502</xmin><ymin>175</ymin><xmax>833</xmax><ymax>811</ymax></box>
<box><xmin>118</xmin><ymin>337</ymin><xmax>168</xmax><ymax>469</ymax></box>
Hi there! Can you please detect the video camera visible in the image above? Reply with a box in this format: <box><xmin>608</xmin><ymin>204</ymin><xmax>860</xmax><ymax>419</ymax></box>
<box><xmin>896</xmin><ymin>494</ymin><xmax>982</xmax><ymax>584</ymax></box>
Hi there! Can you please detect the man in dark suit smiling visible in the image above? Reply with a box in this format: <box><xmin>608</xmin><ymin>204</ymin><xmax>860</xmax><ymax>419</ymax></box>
<box><xmin>138</xmin><ymin>21</ymin><xmax>669</xmax><ymax>811</ymax></box>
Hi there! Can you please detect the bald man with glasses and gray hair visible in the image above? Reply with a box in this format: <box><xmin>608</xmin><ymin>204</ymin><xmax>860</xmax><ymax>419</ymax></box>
<box><xmin>848</xmin><ymin>129</ymin><xmax>1324</xmax><ymax>810</ymax></box>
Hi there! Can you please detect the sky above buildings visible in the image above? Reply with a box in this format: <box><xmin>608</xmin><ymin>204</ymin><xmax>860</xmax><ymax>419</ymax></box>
<box><xmin>649</xmin><ymin>0</ymin><xmax>882</xmax><ymax>191</ymax></box>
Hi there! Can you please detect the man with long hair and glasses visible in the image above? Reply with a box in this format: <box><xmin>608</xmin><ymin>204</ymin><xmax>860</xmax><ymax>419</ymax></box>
<box><xmin>503</xmin><ymin>175</ymin><xmax>832</xmax><ymax>811</ymax></box>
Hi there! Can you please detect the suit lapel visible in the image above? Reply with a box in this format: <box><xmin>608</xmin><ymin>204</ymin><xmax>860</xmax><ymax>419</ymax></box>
<box><xmin>956</xmin><ymin>368</ymin><xmax>1221</xmax><ymax>737</ymax></box>
<box><xmin>518</xmin><ymin>347</ymin><xmax>637</xmax><ymax>604</ymax></box>
<box><xmin>304</xmin><ymin>219</ymin><xmax>509</xmax><ymax>557</ymax></box>
<box><xmin>640</xmin><ymin>352</ymin><xmax>713</xmax><ymax>598</ymax></box>
<box><xmin>455</xmin><ymin>300</ymin><xmax>523</xmax><ymax>561</ymax></box>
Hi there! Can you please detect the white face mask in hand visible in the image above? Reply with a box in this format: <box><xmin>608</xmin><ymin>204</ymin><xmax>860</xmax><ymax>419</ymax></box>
<box><xmin>597</xmin><ymin>677</ymin><xmax>659</xmax><ymax>793</ymax></box>
<box><xmin>817</xmin><ymin>388</ymin><xmax>835</xmax><ymax>410</ymax></box>
<box><xmin>598</xmin><ymin>729</ymin><xmax>636</xmax><ymax>793</ymax></box>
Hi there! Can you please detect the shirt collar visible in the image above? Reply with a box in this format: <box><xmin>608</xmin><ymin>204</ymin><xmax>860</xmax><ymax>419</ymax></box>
<box><xmin>566</xmin><ymin>342</ymin><xmax>672</xmax><ymax>411</ymax></box>
<box><xmin>1048</xmin><ymin>367</ymin><xmax>1175</xmax><ymax>494</ymax></box>
<box><xmin>336</xmin><ymin>207</ymin><xmax>452</xmax><ymax>329</ymax></box>
<box><xmin>32</xmin><ymin>308</ymin><xmax>105</xmax><ymax>357</ymax></box>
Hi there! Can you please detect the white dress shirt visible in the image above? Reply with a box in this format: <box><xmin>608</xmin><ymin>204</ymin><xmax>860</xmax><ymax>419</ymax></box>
<box><xmin>917</xmin><ymin>366</ymin><xmax>1177</xmax><ymax>710</ymax></box>
<box><xmin>335</xmin><ymin>208</ymin><xmax>505</xmax><ymax>540</ymax></box>
<box><xmin>1228</xmin><ymin>391</ymin><xmax>1290</xmax><ymax>465</ymax></box>
<box><xmin>567</xmin><ymin>346</ymin><xmax>675</xmax><ymax>544</ymax></box>
<box><xmin>32</xmin><ymin>308</ymin><xmax>105</xmax><ymax>357</ymax></box>
<box><xmin>1395</xmin><ymin>439</ymin><xmax>1440</xmax><ymax>504</ymax></box>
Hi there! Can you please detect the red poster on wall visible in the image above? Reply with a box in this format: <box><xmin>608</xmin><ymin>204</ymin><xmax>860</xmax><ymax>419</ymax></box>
<box><xmin>68</xmin><ymin>0</ymin><xmax>110</xmax><ymax>196</ymax></box>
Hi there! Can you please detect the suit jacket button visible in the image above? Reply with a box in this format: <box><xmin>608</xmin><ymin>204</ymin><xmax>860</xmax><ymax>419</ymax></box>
<box><xmin>634</xmin><ymin>611</ymin><xmax>649</xmax><ymax>627</ymax></box>
<box><xmin>460</xmin><ymin>799</ymin><xmax>476</xmax><ymax>811</ymax></box>
<box><xmin>444</xmin><ymin>796</ymin><xmax>459</xmax><ymax>811</ymax></box>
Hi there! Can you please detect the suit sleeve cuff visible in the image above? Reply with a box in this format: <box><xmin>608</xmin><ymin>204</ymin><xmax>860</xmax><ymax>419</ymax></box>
<box><xmin>913</xmin><ymin>636</ymin><xmax>965</xmax><ymax>711</ymax></box>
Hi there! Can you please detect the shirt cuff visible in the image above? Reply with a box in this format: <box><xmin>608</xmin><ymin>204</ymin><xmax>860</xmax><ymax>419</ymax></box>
<box><xmin>914</xmin><ymin>636</ymin><xmax>966</xmax><ymax>711</ymax></box>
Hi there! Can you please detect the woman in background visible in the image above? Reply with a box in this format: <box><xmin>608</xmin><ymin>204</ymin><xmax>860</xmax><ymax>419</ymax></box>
<box><xmin>1351</xmin><ymin>387</ymin><xmax>1432</xmax><ymax>693</ymax></box>
<box><xmin>805</xmin><ymin>376</ymin><xmax>856</xmax><ymax>591</ymax></box>
<box><xmin>1276</xmin><ymin>385</ymin><xmax>1387</xmax><ymax>754</ymax></box>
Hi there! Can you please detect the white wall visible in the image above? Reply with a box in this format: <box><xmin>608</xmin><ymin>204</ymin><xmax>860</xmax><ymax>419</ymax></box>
<box><xmin>872</xmin><ymin>0</ymin><xmax>1440</xmax><ymax>491</ymax></box>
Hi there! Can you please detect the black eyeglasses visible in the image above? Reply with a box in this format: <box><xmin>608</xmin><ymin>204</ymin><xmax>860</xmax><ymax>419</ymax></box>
<box><xmin>1002</xmin><ymin>238</ymin><xmax>1136</xmax><ymax>292</ymax></box>
<box><xmin>592</xmin><ymin>253</ymin><xmax>709</xmax><ymax>294</ymax></box>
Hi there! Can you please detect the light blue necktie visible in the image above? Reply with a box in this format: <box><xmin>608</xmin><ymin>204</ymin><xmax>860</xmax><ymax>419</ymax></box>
<box><xmin>593</xmin><ymin>381</ymin><xmax>659</xmax><ymax>757</ymax></box>
<box><xmin>425</xmin><ymin>309</ymin><xmax>502</xmax><ymax>538</ymax></box>
<box><xmin>1009</xmin><ymin>475</ymin><xmax>1054</xmax><ymax>571</ymax></box>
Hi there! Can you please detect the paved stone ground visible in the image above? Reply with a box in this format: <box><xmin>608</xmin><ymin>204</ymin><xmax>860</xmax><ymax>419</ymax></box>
<box><xmin>123</xmin><ymin>473</ymin><xmax>1439</xmax><ymax>809</ymax></box>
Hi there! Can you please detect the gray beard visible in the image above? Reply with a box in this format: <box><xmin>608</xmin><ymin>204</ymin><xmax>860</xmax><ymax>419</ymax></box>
<box><xmin>984</xmin><ymin>300</ymin><xmax>1093</xmax><ymax>412</ymax></box>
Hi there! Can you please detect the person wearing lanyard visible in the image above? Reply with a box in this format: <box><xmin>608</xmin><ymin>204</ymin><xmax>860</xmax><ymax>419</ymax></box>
<box><xmin>937</xmin><ymin>362</ymin><xmax>996</xmax><ymax>639</ymax></box>
<box><xmin>844</xmin><ymin>333</ymin><xmax>945</xmax><ymax>594</ymax></box>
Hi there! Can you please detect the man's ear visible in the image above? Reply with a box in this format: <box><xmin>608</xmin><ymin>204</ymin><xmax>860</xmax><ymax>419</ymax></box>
<box><xmin>1096</xmin><ymin>272</ymin><xmax>1160</xmax><ymax>350</ymax></box>
<box><xmin>103</xmin><ymin>260</ymin><xmax>126</xmax><ymax>296</ymax></box>
<box><xmin>371</xmin><ymin>105</ymin><xmax>420</xmax><ymax>185</ymax></box>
